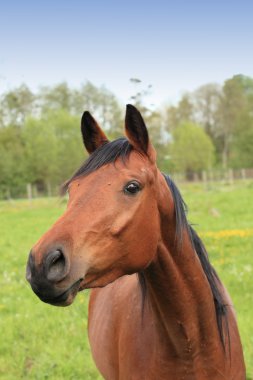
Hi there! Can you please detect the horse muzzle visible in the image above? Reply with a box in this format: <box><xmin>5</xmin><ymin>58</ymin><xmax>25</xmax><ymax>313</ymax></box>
<box><xmin>26</xmin><ymin>248</ymin><xmax>82</xmax><ymax>306</ymax></box>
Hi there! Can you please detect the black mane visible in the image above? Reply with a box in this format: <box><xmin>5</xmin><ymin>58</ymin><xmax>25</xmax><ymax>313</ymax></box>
<box><xmin>62</xmin><ymin>137</ymin><xmax>228</xmax><ymax>348</ymax></box>
<box><xmin>163</xmin><ymin>175</ymin><xmax>229</xmax><ymax>349</ymax></box>
<box><xmin>61</xmin><ymin>138</ymin><xmax>133</xmax><ymax>193</ymax></box>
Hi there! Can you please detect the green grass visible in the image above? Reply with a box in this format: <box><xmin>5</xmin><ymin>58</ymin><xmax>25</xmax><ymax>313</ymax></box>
<box><xmin>0</xmin><ymin>181</ymin><xmax>252</xmax><ymax>379</ymax></box>
<box><xmin>0</xmin><ymin>198</ymin><xmax>101</xmax><ymax>380</ymax></box>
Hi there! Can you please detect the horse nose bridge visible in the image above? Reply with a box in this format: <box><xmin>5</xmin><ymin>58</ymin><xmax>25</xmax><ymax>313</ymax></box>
<box><xmin>33</xmin><ymin>214</ymin><xmax>74</xmax><ymax>255</ymax></box>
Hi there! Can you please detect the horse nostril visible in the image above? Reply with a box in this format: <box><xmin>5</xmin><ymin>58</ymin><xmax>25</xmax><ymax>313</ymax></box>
<box><xmin>45</xmin><ymin>249</ymin><xmax>68</xmax><ymax>282</ymax></box>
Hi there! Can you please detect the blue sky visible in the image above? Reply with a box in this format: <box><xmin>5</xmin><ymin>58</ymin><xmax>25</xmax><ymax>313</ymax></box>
<box><xmin>0</xmin><ymin>0</ymin><xmax>252</xmax><ymax>106</ymax></box>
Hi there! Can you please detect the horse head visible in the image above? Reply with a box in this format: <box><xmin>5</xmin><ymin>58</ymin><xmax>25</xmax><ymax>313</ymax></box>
<box><xmin>26</xmin><ymin>105</ymin><xmax>172</xmax><ymax>306</ymax></box>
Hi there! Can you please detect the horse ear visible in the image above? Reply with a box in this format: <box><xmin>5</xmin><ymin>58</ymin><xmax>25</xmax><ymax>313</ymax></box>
<box><xmin>81</xmin><ymin>111</ymin><xmax>109</xmax><ymax>154</ymax></box>
<box><xmin>125</xmin><ymin>104</ymin><xmax>156</xmax><ymax>162</ymax></box>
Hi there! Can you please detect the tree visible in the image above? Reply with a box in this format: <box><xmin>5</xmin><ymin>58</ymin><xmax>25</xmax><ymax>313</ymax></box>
<box><xmin>193</xmin><ymin>83</ymin><xmax>221</xmax><ymax>138</ymax></box>
<box><xmin>230</xmin><ymin>114</ymin><xmax>253</xmax><ymax>168</ymax></box>
<box><xmin>38</xmin><ymin>82</ymin><xmax>123</xmax><ymax>137</ymax></box>
<box><xmin>23</xmin><ymin>110</ymin><xmax>84</xmax><ymax>188</ymax></box>
<box><xmin>0</xmin><ymin>126</ymin><xmax>26</xmax><ymax>197</ymax></box>
<box><xmin>216</xmin><ymin>75</ymin><xmax>249</xmax><ymax>168</ymax></box>
<box><xmin>22</xmin><ymin>115</ymin><xmax>59</xmax><ymax>187</ymax></box>
<box><xmin>71</xmin><ymin>82</ymin><xmax>123</xmax><ymax>138</ymax></box>
<box><xmin>0</xmin><ymin>84</ymin><xmax>35</xmax><ymax>127</ymax></box>
<box><xmin>166</xmin><ymin>94</ymin><xmax>194</xmax><ymax>131</ymax></box>
<box><xmin>170</xmin><ymin>122</ymin><xmax>215</xmax><ymax>179</ymax></box>
<box><xmin>52</xmin><ymin>110</ymin><xmax>85</xmax><ymax>183</ymax></box>
<box><xmin>39</xmin><ymin>82</ymin><xmax>73</xmax><ymax>113</ymax></box>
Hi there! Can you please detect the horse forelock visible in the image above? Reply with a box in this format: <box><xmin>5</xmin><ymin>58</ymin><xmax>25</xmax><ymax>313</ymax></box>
<box><xmin>61</xmin><ymin>138</ymin><xmax>133</xmax><ymax>194</ymax></box>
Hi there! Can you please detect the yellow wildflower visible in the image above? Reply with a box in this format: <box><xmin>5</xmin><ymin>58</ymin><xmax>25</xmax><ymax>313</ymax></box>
<box><xmin>201</xmin><ymin>229</ymin><xmax>253</xmax><ymax>239</ymax></box>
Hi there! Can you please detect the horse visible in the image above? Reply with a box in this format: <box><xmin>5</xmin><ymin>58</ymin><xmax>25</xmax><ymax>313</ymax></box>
<box><xmin>26</xmin><ymin>105</ymin><xmax>245</xmax><ymax>379</ymax></box>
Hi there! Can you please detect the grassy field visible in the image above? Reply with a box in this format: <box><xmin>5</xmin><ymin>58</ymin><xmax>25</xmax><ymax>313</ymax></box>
<box><xmin>0</xmin><ymin>181</ymin><xmax>253</xmax><ymax>379</ymax></box>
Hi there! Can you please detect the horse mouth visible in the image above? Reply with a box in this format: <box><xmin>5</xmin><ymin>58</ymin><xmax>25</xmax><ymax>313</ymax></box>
<box><xmin>77</xmin><ymin>268</ymin><xmax>124</xmax><ymax>290</ymax></box>
<box><xmin>35</xmin><ymin>279</ymin><xmax>82</xmax><ymax>306</ymax></box>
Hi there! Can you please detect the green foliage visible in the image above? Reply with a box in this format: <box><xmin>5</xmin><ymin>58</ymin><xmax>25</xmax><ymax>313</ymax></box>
<box><xmin>165</xmin><ymin>74</ymin><xmax>253</xmax><ymax>171</ymax></box>
<box><xmin>0</xmin><ymin>110</ymin><xmax>87</xmax><ymax>198</ymax></box>
<box><xmin>39</xmin><ymin>82</ymin><xmax>73</xmax><ymax>113</ymax></box>
<box><xmin>23</xmin><ymin>110</ymin><xmax>85</xmax><ymax>185</ymax></box>
<box><xmin>0</xmin><ymin>126</ymin><xmax>27</xmax><ymax>198</ymax></box>
<box><xmin>202</xmin><ymin>74</ymin><xmax>253</xmax><ymax>169</ymax></box>
<box><xmin>170</xmin><ymin>122</ymin><xmax>215</xmax><ymax>177</ymax></box>
<box><xmin>23</xmin><ymin>116</ymin><xmax>59</xmax><ymax>185</ymax></box>
<box><xmin>0</xmin><ymin>84</ymin><xmax>34</xmax><ymax>127</ymax></box>
<box><xmin>166</xmin><ymin>94</ymin><xmax>195</xmax><ymax>130</ymax></box>
<box><xmin>39</xmin><ymin>82</ymin><xmax>123</xmax><ymax>135</ymax></box>
<box><xmin>0</xmin><ymin>182</ymin><xmax>252</xmax><ymax>378</ymax></box>
<box><xmin>1</xmin><ymin>75</ymin><xmax>253</xmax><ymax>197</ymax></box>
<box><xmin>0</xmin><ymin>81</ymin><xmax>124</xmax><ymax>198</ymax></box>
<box><xmin>230</xmin><ymin>114</ymin><xmax>253</xmax><ymax>169</ymax></box>
<box><xmin>193</xmin><ymin>83</ymin><xmax>221</xmax><ymax>139</ymax></box>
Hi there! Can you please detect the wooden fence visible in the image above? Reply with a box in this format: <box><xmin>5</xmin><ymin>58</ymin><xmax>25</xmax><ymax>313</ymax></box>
<box><xmin>2</xmin><ymin>168</ymin><xmax>253</xmax><ymax>200</ymax></box>
<box><xmin>170</xmin><ymin>168</ymin><xmax>253</xmax><ymax>185</ymax></box>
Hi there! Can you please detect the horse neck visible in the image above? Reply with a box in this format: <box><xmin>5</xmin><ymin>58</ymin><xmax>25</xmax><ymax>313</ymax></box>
<box><xmin>143</xmin><ymin>176</ymin><xmax>224</xmax><ymax>357</ymax></box>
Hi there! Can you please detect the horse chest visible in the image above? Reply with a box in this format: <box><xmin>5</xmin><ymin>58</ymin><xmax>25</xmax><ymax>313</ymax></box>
<box><xmin>88</xmin><ymin>279</ymin><xmax>193</xmax><ymax>380</ymax></box>
<box><xmin>88</xmin><ymin>278</ymin><xmax>158</xmax><ymax>379</ymax></box>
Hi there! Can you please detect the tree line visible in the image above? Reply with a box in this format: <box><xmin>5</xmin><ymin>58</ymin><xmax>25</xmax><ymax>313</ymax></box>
<box><xmin>0</xmin><ymin>75</ymin><xmax>253</xmax><ymax>198</ymax></box>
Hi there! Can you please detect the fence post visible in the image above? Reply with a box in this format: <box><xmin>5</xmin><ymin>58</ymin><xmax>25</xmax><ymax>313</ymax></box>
<box><xmin>27</xmin><ymin>183</ymin><xmax>32</xmax><ymax>201</ymax></box>
<box><xmin>33</xmin><ymin>185</ymin><xmax>38</xmax><ymax>198</ymax></box>
<box><xmin>47</xmin><ymin>181</ymin><xmax>52</xmax><ymax>197</ymax></box>
<box><xmin>241</xmin><ymin>168</ymin><xmax>246</xmax><ymax>180</ymax></box>
<box><xmin>209</xmin><ymin>169</ymin><xmax>214</xmax><ymax>188</ymax></box>
<box><xmin>202</xmin><ymin>170</ymin><xmax>207</xmax><ymax>189</ymax></box>
<box><xmin>6</xmin><ymin>188</ymin><xmax>11</xmax><ymax>200</ymax></box>
<box><xmin>228</xmin><ymin>169</ymin><xmax>234</xmax><ymax>185</ymax></box>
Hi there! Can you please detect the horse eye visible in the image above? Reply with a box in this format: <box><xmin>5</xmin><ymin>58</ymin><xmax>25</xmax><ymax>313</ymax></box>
<box><xmin>124</xmin><ymin>181</ymin><xmax>141</xmax><ymax>195</ymax></box>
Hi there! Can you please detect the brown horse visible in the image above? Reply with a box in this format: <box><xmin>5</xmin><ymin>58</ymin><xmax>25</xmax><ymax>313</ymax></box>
<box><xmin>26</xmin><ymin>105</ymin><xmax>245</xmax><ymax>379</ymax></box>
